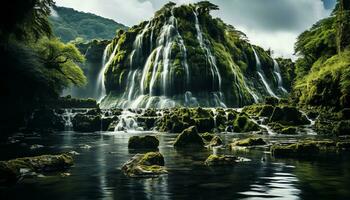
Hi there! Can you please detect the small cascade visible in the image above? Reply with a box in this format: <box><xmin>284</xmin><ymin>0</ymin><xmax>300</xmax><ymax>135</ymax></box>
<box><xmin>60</xmin><ymin>109</ymin><xmax>76</xmax><ymax>131</ymax></box>
<box><xmin>193</xmin><ymin>9</ymin><xmax>222</xmax><ymax>92</ymax></box>
<box><xmin>97</xmin><ymin>43</ymin><xmax>119</xmax><ymax>102</ymax></box>
<box><xmin>114</xmin><ymin>110</ymin><xmax>143</xmax><ymax>132</ymax></box>
<box><xmin>252</xmin><ymin>47</ymin><xmax>278</xmax><ymax>98</ymax></box>
<box><xmin>273</xmin><ymin>59</ymin><xmax>288</xmax><ymax>93</ymax></box>
<box><xmin>184</xmin><ymin>91</ymin><xmax>199</xmax><ymax>107</ymax></box>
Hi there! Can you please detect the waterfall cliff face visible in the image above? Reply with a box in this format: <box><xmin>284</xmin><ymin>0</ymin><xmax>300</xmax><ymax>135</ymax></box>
<box><xmin>98</xmin><ymin>2</ymin><xmax>289</xmax><ymax>109</ymax></box>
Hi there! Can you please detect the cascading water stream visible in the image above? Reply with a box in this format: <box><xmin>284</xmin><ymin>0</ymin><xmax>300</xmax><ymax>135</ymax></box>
<box><xmin>273</xmin><ymin>59</ymin><xmax>288</xmax><ymax>93</ymax></box>
<box><xmin>97</xmin><ymin>43</ymin><xmax>119</xmax><ymax>102</ymax></box>
<box><xmin>193</xmin><ymin>9</ymin><xmax>222</xmax><ymax>91</ymax></box>
<box><xmin>252</xmin><ymin>47</ymin><xmax>278</xmax><ymax>98</ymax></box>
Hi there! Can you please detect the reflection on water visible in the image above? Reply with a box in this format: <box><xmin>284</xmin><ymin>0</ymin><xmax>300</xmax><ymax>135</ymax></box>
<box><xmin>1</xmin><ymin>132</ymin><xmax>350</xmax><ymax>200</ymax></box>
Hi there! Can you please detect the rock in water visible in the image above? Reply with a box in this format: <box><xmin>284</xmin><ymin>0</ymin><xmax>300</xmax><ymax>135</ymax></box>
<box><xmin>121</xmin><ymin>152</ymin><xmax>167</xmax><ymax>178</ymax></box>
<box><xmin>231</xmin><ymin>137</ymin><xmax>267</xmax><ymax>147</ymax></box>
<box><xmin>208</xmin><ymin>136</ymin><xmax>224</xmax><ymax>147</ymax></box>
<box><xmin>173</xmin><ymin>126</ymin><xmax>205</xmax><ymax>148</ymax></box>
<box><xmin>204</xmin><ymin>155</ymin><xmax>237</xmax><ymax>166</ymax></box>
<box><xmin>0</xmin><ymin>154</ymin><xmax>74</xmax><ymax>184</ymax></box>
<box><xmin>128</xmin><ymin>135</ymin><xmax>159</xmax><ymax>149</ymax></box>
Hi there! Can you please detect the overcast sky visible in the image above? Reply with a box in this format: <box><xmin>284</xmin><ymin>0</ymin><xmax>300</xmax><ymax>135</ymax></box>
<box><xmin>55</xmin><ymin>0</ymin><xmax>336</xmax><ymax>59</ymax></box>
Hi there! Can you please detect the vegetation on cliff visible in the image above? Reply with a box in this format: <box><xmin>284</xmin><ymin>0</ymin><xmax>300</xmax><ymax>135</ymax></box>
<box><xmin>49</xmin><ymin>6</ymin><xmax>128</xmax><ymax>43</ymax></box>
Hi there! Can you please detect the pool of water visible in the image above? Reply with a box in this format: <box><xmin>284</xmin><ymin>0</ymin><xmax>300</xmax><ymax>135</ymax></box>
<box><xmin>1</xmin><ymin>131</ymin><xmax>350</xmax><ymax>200</ymax></box>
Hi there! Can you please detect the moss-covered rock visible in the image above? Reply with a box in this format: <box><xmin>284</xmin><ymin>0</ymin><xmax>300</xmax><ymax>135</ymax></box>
<box><xmin>231</xmin><ymin>137</ymin><xmax>267</xmax><ymax>147</ymax></box>
<box><xmin>232</xmin><ymin>113</ymin><xmax>260</xmax><ymax>133</ymax></box>
<box><xmin>128</xmin><ymin>135</ymin><xmax>159</xmax><ymax>150</ymax></box>
<box><xmin>208</xmin><ymin>136</ymin><xmax>223</xmax><ymax>147</ymax></box>
<box><xmin>269</xmin><ymin>106</ymin><xmax>310</xmax><ymax>126</ymax></box>
<box><xmin>270</xmin><ymin>140</ymin><xmax>350</xmax><ymax>158</ymax></box>
<box><xmin>332</xmin><ymin>120</ymin><xmax>350</xmax><ymax>136</ymax></box>
<box><xmin>204</xmin><ymin>155</ymin><xmax>237</xmax><ymax>166</ymax></box>
<box><xmin>201</xmin><ymin>132</ymin><xmax>215</xmax><ymax>141</ymax></box>
<box><xmin>0</xmin><ymin>154</ymin><xmax>74</xmax><ymax>184</ymax></box>
<box><xmin>121</xmin><ymin>152</ymin><xmax>167</xmax><ymax>178</ymax></box>
<box><xmin>27</xmin><ymin>109</ymin><xmax>65</xmax><ymax>131</ymax></box>
<box><xmin>72</xmin><ymin>113</ymin><xmax>102</xmax><ymax>132</ymax></box>
<box><xmin>173</xmin><ymin>126</ymin><xmax>204</xmax><ymax>148</ymax></box>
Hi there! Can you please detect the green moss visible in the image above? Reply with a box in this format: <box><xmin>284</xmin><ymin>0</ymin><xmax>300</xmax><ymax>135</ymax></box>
<box><xmin>138</xmin><ymin>152</ymin><xmax>165</xmax><ymax>166</ymax></box>
<box><xmin>232</xmin><ymin>113</ymin><xmax>260</xmax><ymax>133</ymax></box>
<box><xmin>281</xmin><ymin>127</ymin><xmax>298</xmax><ymax>135</ymax></box>
<box><xmin>201</xmin><ymin>132</ymin><xmax>215</xmax><ymax>141</ymax></box>
<box><xmin>173</xmin><ymin>126</ymin><xmax>204</xmax><ymax>148</ymax></box>
<box><xmin>204</xmin><ymin>155</ymin><xmax>236</xmax><ymax>166</ymax></box>
<box><xmin>231</xmin><ymin>137</ymin><xmax>267</xmax><ymax>147</ymax></box>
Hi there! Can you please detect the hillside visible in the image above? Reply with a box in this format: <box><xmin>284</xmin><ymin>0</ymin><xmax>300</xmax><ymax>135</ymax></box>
<box><xmin>99</xmin><ymin>2</ymin><xmax>294</xmax><ymax>108</ymax></box>
<box><xmin>49</xmin><ymin>6</ymin><xmax>128</xmax><ymax>42</ymax></box>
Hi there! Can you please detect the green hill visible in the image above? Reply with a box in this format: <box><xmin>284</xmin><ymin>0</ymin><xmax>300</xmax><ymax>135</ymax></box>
<box><xmin>49</xmin><ymin>6</ymin><xmax>128</xmax><ymax>42</ymax></box>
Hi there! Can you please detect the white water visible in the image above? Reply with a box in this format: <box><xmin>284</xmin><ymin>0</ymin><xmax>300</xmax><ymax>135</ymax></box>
<box><xmin>114</xmin><ymin>110</ymin><xmax>143</xmax><ymax>132</ymax></box>
<box><xmin>97</xmin><ymin>43</ymin><xmax>119</xmax><ymax>102</ymax></box>
<box><xmin>193</xmin><ymin>10</ymin><xmax>222</xmax><ymax>91</ymax></box>
<box><xmin>252</xmin><ymin>47</ymin><xmax>278</xmax><ymax>98</ymax></box>
<box><xmin>273</xmin><ymin>59</ymin><xmax>288</xmax><ymax>93</ymax></box>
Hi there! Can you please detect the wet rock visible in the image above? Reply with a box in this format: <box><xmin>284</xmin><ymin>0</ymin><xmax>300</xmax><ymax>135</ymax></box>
<box><xmin>195</xmin><ymin>117</ymin><xmax>215</xmax><ymax>133</ymax></box>
<box><xmin>137</xmin><ymin>117</ymin><xmax>157</xmax><ymax>130</ymax></box>
<box><xmin>269</xmin><ymin>106</ymin><xmax>310</xmax><ymax>126</ymax></box>
<box><xmin>128</xmin><ymin>135</ymin><xmax>159</xmax><ymax>150</ymax></box>
<box><xmin>208</xmin><ymin>136</ymin><xmax>223</xmax><ymax>147</ymax></box>
<box><xmin>121</xmin><ymin>152</ymin><xmax>167</xmax><ymax>178</ymax></box>
<box><xmin>271</xmin><ymin>142</ymin><xmax>320</xmax><ymax>158</ymax></box>
<box><xmin>232</xmin><ymin>113</ymin><xmax>260</xmax><ymax>133</ymax></box>
<box><xmin>27</xmin><ymin>109</ymin><xmax>65</xmax><ymax>131</ymax></box>
<box><xmin>72</xmin><ymin>113</ymin><xmax>101</xmax><ymax>132</ymax></box>
<box><xmin>0</xmin><ymin>154</ymin><xmax>74</xmax><ymax>184</ymax></box>
<box><xmin>201</xmin><ymin>132</ymin><xmax>215</xmax><ymax>141</ymax></box>
<box><xmin>174</xmin><ymin>126</ymin><xmax>204</xmax><ymax>148</ymax></box>
<box><xmin>204</xmin><ymin>155</ymin><xmax>237</xmax><ymax>166</ymax></box>
<box><xmin>332</xmin><ymin>120</ymin><xmax>350</xmax><ymax>136</ymax></box>
<box><xmin>231</xmin><ymin>137</ymin><xmax>267</xmax><ymax>147</ymax></box>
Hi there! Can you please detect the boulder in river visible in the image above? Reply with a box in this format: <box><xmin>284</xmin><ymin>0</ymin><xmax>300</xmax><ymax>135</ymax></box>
<box><xmin>128</xmin><ymin>135</ymin><xmax>159</xmax><ymax>150</ymax></box>
<box><xmin>204</xmin><ymin>155</ymin><xmax>237</xmax><ymax>166</ymax></box>
<box><xmin>231</xmin><ymin>137</ymin><xmax>267</xmax><ymax>147</ymax></box>
<box><xmin>173</xmin><ymin>126</ymin><xmax>205</xmax><ymax>148</ymax></box>
<box><xmin>121</xmin><ymin>152</ymin><xmax>167</xmax><ymax>178</ymax></box>
<box><xmin>0</xmin><ymin>153</ymin><xmax>74</xmax><ymax>184</ymax></box>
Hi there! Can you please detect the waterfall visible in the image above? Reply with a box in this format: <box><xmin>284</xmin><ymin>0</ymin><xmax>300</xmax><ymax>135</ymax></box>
<box><xmin>97</xmin><ymin>43</ymin><xmax>119</xmax><ymax>102</ymax></box>
<box><xmin>59</xmin><ymin>109</ymin><xmax>76</xmax><ymax>131</ymax></box>
<box><xmin>114</xmin><ymin>110</ymin><xmax>143</xmax><ymax>132</ymax></box>
<box><xmin>252</xmin><ymin>47</ymin><xmax>278</xmax><ymax>98</ymax></box>
<box><xmin>273</xmin><ymin>59</ymin><xmax>288</xmax><ymax>93</ymax></box>
<box><xmin>193</xmin><ymin>10</ymin><xmax>222</xmax><ymax>91</ymax></box>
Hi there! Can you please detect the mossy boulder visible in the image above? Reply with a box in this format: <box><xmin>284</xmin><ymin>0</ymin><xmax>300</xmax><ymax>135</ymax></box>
<box><xmin>173</xmin><ymin>126</ymin><xmax>204</xmax><ymax>148</ymax></box>
<box><xmin>270</xmin><ymin>140</ymin><xmax>348</xmax><ymax>158</ymax></box>
<box><xmin>232</xmin><ymin>113</ymin><xmax>260</xmax><ymax>133</ymax></box>
<box><xmin>72</xmin><ymin>113</ymin><xmax>102</xmax><ymax>132</ymax></box>
<box><xmin>121</xmin><ymin>152</ymin><xmax>167</xmax><ymax>178</ymax></box>
<box><xmin>332</xmin><ymin>120</ymin><xmax>350</xmax><ymax>136</ymax></box>
<box><xmin>271</xmin><ymin>142</ymin><xmax>320</xmax><ymax>158</ymax></box>
<box><xmin>208</xmin><ymin>136</ymin><xmax>223</xmax><ymax>147</ymax></box>
<box><xmin>201</xmin><ymin>132</ymin><xmax>215</xmax><ymax>141</ymax></box>
<box><xmin>269</xmin><ymin>106</ymin><xmax>310</xmax><ymax>126</ymax></box>
<box><xmin>204</xmin><ymin>155</ymin><xmax>237</xmax><ymax>166</ymax></box>
<box><xmin>128</xmin><ymin>135</ymin><xmax>159</xmax><ymax>150</ymax></box>
<box><xmin>231</xmin><ymin>137</ymin><xmax>267</xmax><ymax>147</ymax></box>
<box><xmin>0</xmin><ymin>154</ymin><xmax>74</xmax><ymax>184</ymax></box>
<box><xmin>27</xmin><ymin>109</ymin><xmax>65</xmax><ymax>131</ymax></box>
<box><xmin>137</xmin><ymin>117</ymin><xmax>157</xmax><ymax>130</ymax></box>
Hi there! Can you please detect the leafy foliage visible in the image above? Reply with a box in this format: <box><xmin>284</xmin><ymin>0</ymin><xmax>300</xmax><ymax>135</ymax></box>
<box><xmin>293</xmin><ymin>0</ymin><xmax>350</xmax><ymax>108</ymax></box>
<box><xmin>49</xmin><ymin>6</ymin><xmax>128</xmax><ymax>42</ymax></box>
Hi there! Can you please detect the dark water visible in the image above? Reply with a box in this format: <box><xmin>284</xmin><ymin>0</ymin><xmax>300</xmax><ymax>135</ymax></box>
<box><xmin>1</xmin><ymin>131</ymin><xmax>350</xmax><ymax>200</ymax></box>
